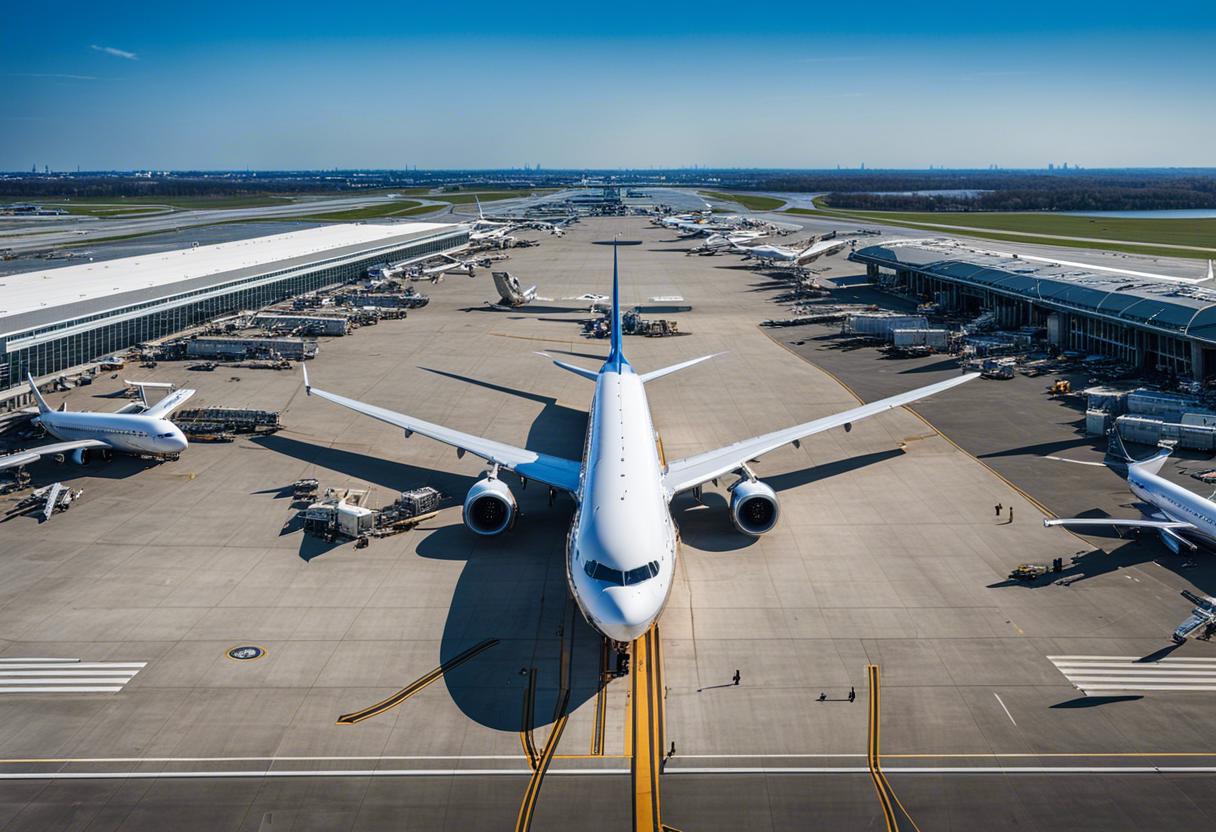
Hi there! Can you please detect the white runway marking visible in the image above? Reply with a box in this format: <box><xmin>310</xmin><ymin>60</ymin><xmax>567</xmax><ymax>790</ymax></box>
<box><xmin>0</xmin><ymin>766</ymin><xmax>1215</xmax><ymax>780</ymax></box>
<box><xmin>994</xmin><ymin>693</ymin><xmax>1017</xmax><ymax>726</ymax></box>
<box><xmin>1049</xmin><ymin>655</ymin><xmax>1216</xmax><ymax>694</ymax></box>
<box><xmin>0</xmin><ymin>658</ymin><xmax>144</xmax><ymax>694</ymax></box>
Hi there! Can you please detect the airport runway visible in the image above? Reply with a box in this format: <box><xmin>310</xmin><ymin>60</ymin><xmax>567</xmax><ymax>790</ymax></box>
<box><xmin>0</xmin><ymin>192</ymin><xmax>426</xmax><ymax>254</ymax></box>
<box><xmin>0</xmin><ymin>218</ymin><xmax>1214</xmax><ymax>830</ymax></box>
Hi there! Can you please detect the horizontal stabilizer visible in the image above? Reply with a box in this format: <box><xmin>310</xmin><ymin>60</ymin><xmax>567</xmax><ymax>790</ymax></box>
<box><xmin>536</xmin><ymin>352</ymin><xmax>598</xmax><ymax>381</ymax></box>
<box><xmin>639</xmin><ymin>353</ymin><xmax>724</xmax><ymax>384</ymax></box>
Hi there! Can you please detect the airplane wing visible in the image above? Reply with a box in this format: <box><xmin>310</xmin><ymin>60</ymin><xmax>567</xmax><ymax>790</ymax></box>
<box><xmin>662</xmin><ymin>373</ymin><xmax>979</xmax><ymax>496</ymax></box>
<box><xmin>303</xmin><ymin>369</ymin><xmax>581</xmax><ymax>494</ymax></box>
<box><xmin>0</xmin><ymin>439</ymin><xmax>110</xmax><ymax>471</ymax></box>
<box><xmin>142</xmin><ymin>388</ymin><xmax>196</xmax><ymax>419</ymax></box>
<box><xmin>796</xmin><ymin>239</ymin><xmax>851</xmax><ymax>263</ymax></box>
<box><xmin>1043</xmin><ymin>518</ymin><xmax>1195</xmax><ymax>531</ymax></box>
<box><xmin>1044</xmin><ymin>516</ymin><xmax>1198</xmax><ymax>550</ymax></box>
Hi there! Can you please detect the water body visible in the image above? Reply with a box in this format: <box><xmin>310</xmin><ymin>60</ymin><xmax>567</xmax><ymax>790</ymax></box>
<box><xmin>1059</xmin><ymin>209</ymin><xmax>1216</xmax><ymax>219</ymax></box>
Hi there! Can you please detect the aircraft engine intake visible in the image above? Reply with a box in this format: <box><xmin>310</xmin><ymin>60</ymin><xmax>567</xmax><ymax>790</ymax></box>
<box><xmin>70</xmin><ymin>447</ymin><xmax>91</xmax><ymax>465</ymax></box>
<box><xmin>463</xmin><ymin>476</ymin><xmax>517</xmax><ymax>536</ymax></box>
<box><xmin>729</xmin><ymin>479</ymin><xmax>780</xmax><ymax>536</ymax></box>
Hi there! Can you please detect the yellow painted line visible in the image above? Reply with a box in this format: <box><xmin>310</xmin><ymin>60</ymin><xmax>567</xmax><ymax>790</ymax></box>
<box><xmin>867</xmin><ymin>665</ymin><xmax>898</xmax><ymax>832</ymax></box>
<box><xmin>336</xmin><ymin>639</ymin><xmax>498</xmax><ymax>725</ymax></box>
<box><xmin>521</xmin><ymin>667</ymin><xmax>538</xmax><ymax>770</ymax></box>
<box><xmin>591</xmin><ymin>638</ymin><xmax>610</xmax><ymax>755</ymax></box>
<box><xmin>867</xmin><ymin>665</ymin><xmax>925</xmax><ymax>832</ymax></box>
<box><xmin>632</xmin><ymin>625</ymin><xmax>664</xmax><ymax>832</ymax></box>
<box><xmin>514</xmin><ymin>693</ymin><xmax>571</xmax><ymax>832</ymax></box>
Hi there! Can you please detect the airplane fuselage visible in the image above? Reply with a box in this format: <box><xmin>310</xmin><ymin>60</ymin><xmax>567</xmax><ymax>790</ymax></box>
<box><xmin>37</xmin><ymin>411</ymin><xmax>188</xmax><ymax>456</ymax></box>
<box><xmin>1128</xmin><ymin>466</ymin><xmax>1216</xmax><ymax>548</ymax></box>
<box><xmin>567</xmin><ymin>363</ymin><xmax>676</xmax><ymax>643</ymax></box>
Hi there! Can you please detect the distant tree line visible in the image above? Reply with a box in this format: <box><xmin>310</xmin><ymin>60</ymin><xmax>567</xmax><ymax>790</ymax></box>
<box><xmin>821</xmin><ymin>186</ymin><xmax>1216</xmax><ymax>212</ymax></box>
<box><xmin>2</xmin><ymin>169</ymin><xmax>1216</xmax><ymax>211</ymax></box>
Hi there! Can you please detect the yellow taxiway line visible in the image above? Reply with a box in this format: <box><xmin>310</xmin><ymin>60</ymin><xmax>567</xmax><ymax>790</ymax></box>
<box><xmin>336</xmin><ymin>639</ymin><xmax>498</xmax><ymax>725</ymax></box>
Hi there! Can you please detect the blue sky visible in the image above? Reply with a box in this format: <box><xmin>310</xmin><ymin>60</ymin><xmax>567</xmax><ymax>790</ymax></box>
<box><xmin>3</xmin><ymin>1</ymin><xmax>1215</xmax><ymax>170</ymax></box>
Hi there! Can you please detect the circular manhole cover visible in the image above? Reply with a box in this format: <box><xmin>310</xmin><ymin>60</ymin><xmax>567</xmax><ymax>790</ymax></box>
<box><xmin>227</xmin><ymin>645</ymin><xmax>266</xmax><ymax>661</ymax></box>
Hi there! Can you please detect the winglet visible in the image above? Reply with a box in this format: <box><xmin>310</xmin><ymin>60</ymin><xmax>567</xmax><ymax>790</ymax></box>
<box><xmin>25</xmin><ymin>372</ymin><xmax>50</xmax><ymax>415</ymax></box>
<box><xmin>302</xmin><ymin>365</ymin><xmax>311</xmax><ymax>396</ymax></box>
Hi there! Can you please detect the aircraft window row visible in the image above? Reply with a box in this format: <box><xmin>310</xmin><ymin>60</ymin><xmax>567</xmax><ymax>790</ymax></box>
<box><xmin>61</xmin><ymin>425</ymin><xmax>147</xmax><ymax>437</ymax></box>
<box><xmin>583</xmin><ymin>559</ymin><xmax>661</xmax><ymax>586</ymax></box>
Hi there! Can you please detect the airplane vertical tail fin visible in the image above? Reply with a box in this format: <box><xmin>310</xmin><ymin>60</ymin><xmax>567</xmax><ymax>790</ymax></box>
<box><xmin>25</xmin><ymin>373</ymin><xmax>50</xmax><ymax>415</ymax></box>
<box><xmin>476</xmin><ymin>195</ymin><xmax>484</xmax><ymax>221</ymax></box>
<box><xmin>606</xmin><ymin>242</ymin><xmax>626</xmax><ymax>372</ymax></box>
<box><xmin>1109</xmin><ymin>428</ymin><xmax>1172</xmax><ymax>475</ymax></box>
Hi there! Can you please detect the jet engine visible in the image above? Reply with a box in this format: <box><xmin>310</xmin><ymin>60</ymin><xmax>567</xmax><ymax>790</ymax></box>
<box><xmin>463</xmin><ymin>476</ymin><xmax>517</xmax><ymax>536</ymax></box>
<box><xmin>71</xmin><ymin>447</ymin><xmax>91</xmax><ymax>465</ymax></box>
<box><xmin>729</xmin><ymin>479</ymin><xmax>780</xmax><ymax>536</ymax></box>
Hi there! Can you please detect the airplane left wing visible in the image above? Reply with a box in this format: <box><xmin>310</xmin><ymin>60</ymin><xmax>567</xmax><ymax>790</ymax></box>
<box><xmin>1044</xmin><ymin>516</ymin><xmax>1197</xmax><ymax>550</ymax></box>
<box><xmin>662</xmin><ymin>373</ymin><xmax>979</xmax><ymax>496</ymax></box>
<box><xmin>303</xmin><ymin>369</ymin><xmax>581</xmax><ymax>494</ymax></box>
<box><xmin>142</xmin><ymin>388</ymin><xmax>196</xmax><ymax>419</ymax></box>
<box><xmin>0</xmin><ymin>439</ymin><xmax>109</xmax><ymax>471</ymax></box>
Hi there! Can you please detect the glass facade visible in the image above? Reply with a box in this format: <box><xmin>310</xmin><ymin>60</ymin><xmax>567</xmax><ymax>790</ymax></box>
<box><xmin>0</xmin><ymin>230</ymin><xmax>467</xmax><ymax>387</ymax></box>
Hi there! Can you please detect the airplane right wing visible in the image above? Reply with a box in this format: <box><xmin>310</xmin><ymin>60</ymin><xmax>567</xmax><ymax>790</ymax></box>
<box><xmin>662</xmin><ymin>373</ymin><xmax>978</xmax><ymax>496</ymax></box>
<box><xmin>142</xmin><ymin>388</ymin><xmax>196</xmax><ymax>419</ymax></box>
<box><xmin>0</xmin><ymin>439</ymin><xmax>110</xmax><ymax>471</ymax></box>
<box><xmin>303</xmin><ymin>369</ymin><xmax>581</xmax><ymax>494</ymax></box>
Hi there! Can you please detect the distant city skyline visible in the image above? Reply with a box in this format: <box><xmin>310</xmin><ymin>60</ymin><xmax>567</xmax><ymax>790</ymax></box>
<box><xmin>3</xmin><ymin>1</ymin><xmax>1214</xmax><ymax>170</ymax></box>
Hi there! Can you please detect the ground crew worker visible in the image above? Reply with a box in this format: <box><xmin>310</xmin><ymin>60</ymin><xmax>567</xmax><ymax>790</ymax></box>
<box><xmin>848</xmin><ymin>686</ymin><xmax>856</xmax><ymax>703</ymax></box>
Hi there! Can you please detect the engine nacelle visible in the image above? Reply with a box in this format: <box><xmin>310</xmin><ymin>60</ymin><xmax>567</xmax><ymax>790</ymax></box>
<box><xmin>729</xmin><ymin>479</ymin><xmax>780</xmax><ymax>536</ymax></box>
<box><xmin>463</xmin><ymin>477</ymin><xmax>517</xmax><ymax>536</ymax></box>
<box><xmin>71</xmin><ymin>447</ymin><xmax>90</xmax><ymax>466</ymax></box>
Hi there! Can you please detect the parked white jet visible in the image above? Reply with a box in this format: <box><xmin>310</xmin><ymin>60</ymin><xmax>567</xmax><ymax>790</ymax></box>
<box><xmin>301</xmin><ymin>245</ymin><xmax>977</xmax><ymax>642</ymax></box>
<box><xmin>0</xmin><ymin>374</ymin><xmax>191</xmax><ymax>471</ymax></box>
<box><xmin>1045</xmin><ymin>433</ymin><xmax>1216</xmax><ymax>553</ymax></box>
<box><xmin>736</xmin><ymin>237</ymin><xmax>853</xmax><ymax>266</ymax></box>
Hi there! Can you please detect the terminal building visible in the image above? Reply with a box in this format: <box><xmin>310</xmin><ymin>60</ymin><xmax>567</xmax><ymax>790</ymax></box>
<box><xmin>851</xmin><ymin>239</ymin><xmax>1216</xmax><ymax>380</ymax></box>
<box><xmin>0</xmin><ymin>222</ymin><xmax>467</xmax><ymax>387</ymax></box>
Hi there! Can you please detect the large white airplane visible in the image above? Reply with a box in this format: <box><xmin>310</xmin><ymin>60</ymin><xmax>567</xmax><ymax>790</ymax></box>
<box><xmin>301</xmin><ymin>245</ymin><xmax>977</xmax><ymax>642</ymax></box>
<box><xmin>735</xmin><ymin>237</ymin><xmax>853</xmax><ymax>266</ymax></box>
<box><xmin>1045</xmin><ymin>433</ymin><xmax>1216</xmax><ymax>553</ymax></box>
<box><xmin>0</xmin><ymin>375</ymin><xmax>191</xmax><ymax>471</ymax></box>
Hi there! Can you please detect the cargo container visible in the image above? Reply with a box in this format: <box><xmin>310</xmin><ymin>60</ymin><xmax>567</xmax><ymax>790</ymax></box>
<box><xmin>892</xmin><ymin>328</ymin><xmax>949</xmax><ymax>349</ymax></box>
<box><xmin>1085</xmin><ymin>409</ymin><xmax>1112</xmax><ymax>437</ymax></box>
<box><xmin>845</xmin><ymin>313</ymin><xmax>928</xmax><ymax>339</ymax></box>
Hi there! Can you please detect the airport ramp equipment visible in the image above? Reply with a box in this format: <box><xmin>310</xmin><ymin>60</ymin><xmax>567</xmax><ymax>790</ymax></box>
<box><xmin>1173</xmin><ymin>590</ymin><xmax>1216</xmax><ymax>643</ymax></box>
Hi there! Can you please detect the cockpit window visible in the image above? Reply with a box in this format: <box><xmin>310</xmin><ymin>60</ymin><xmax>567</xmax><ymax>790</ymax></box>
<box><xmin>624</xmin><ymin>562</ymin><xmax>660</xmax><ymax>585</ymax></box>
<box><xmin>584</xmin><ymin>560</ymin><xmax>660</xmax><ymax>586</ymax></box>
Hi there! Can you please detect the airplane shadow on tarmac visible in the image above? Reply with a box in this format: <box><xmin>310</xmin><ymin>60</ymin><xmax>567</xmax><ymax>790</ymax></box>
<box><xmin>251</xmin><ymin>381</ymin><xmax>602</xmax><ymax>730</ymax></box>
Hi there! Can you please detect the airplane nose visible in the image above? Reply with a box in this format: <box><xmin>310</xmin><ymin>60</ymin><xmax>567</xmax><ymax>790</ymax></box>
<box><xmin>170</xmin><ymin>429</ymin><xmax>189</xmax><ymax>453</ymax></box>
<box><xmin>598</xmin><ymin>589</ymin><xmax>654</xmax><ymax>643</ymax></box>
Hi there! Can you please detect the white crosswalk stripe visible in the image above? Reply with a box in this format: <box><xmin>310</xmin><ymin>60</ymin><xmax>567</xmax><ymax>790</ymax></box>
<box><xmin>1049</xmin><ymin>655</ymin><xmax>1216</xmax><ymax>693</ymax></box>
<box><xmin>0</xmin><ymin>658</ymin><xmax>145</xmax><ymax>695</ymax></box>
